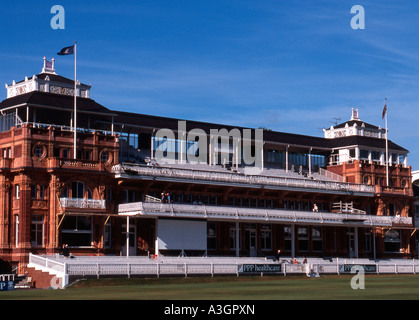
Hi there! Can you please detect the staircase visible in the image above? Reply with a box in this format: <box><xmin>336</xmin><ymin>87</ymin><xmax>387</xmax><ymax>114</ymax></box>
<box><xmin>24</xmin><ymin>267</ymin><xmax>57</xmax><ymax>289</ymax></box>
<box><xmin>14</xmin><ymin>274</ymin><xmax>31</xmax><ymax>289</ymax></box>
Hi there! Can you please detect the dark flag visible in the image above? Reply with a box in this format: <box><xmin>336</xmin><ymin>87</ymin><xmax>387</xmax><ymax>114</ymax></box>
<box><xmin>57</xmin><ymin>45</ymin><xmax>75</xmax><ymax>55</ymax></box>
<box><xmin>382</xmin><ymin>102</ymin><xmax>387</xmax><ymax>119</ymax></box>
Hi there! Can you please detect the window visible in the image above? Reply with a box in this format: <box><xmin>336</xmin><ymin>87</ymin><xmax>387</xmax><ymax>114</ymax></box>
<box><xmin>62</xmin><ymin>148</ymin><xmax>69</xmax><ymax>159</ymax></box>
<box><xmin>104</xmin><ymin>221</ymin><xmax>111</xmax><ymax>248</ymax></box>
<box><xmin>365</xmin><ymin>230</ymin><xmax>372</xmax><ymax>253</ymax></box>
<box><xmin>31</xmin><ymin>185</ymin><xmax>45</xmax><ymax>199</ymax></box>
<box><xmin>284</xmin><ymin>225</ymin><xmax>292</xmax><ymax>251</ymax></box>
<box><xmin>61</xmin><ymin>216</ymin><xmax>93</xmax><ymax>247</ymax></box>
<box><xmin>15</xmin><ymin>215</ymin><xmax>19</xmax><ymax>247</ymax></box>
<box><xmin>298</xmin><ymin>227</ymin><xmax>309</xmax><ymax>252</ymax></box>
<box><xmin>260</xmin><ymin>225</ymin><xmax>272</xmax><ymax>251</ymax></box>
<box><xmin>398</xmin><ymin>154</ymin><xmax>405</xmax><ymax>164</ymax></box>
<box><xmin>31</xmin><ymin>215</ymin><xmax>44</xmax><ymax>247</ymax></box>
<box><xmin>360</xmin><ymin>149</ymin><xmax>369</xmax><ymax>159</ymax></box>
<box><xmin>33</xmin><ymin>144</ymin><xmax>46</xmax><ymax>158</ymax></box>
<box><xmin>312</xmin><ymin>227</ymin><xmax>322</xmax><ymax>252</ymax></box>
<box><xmin>15</xmin><ymin>185</ymin><xmax>20</xmax><ymax>199</ymax></box>
<box><xmin>384</xmin><ymin>229</ymin><xmax>401</xmax><ymax>253</ymax></box>
<box><xmin>229</xmin><ymin>223</ymin><xmax>241</xmax><ymax>250</ymax></box>
<box><xmin>100</xmin><ymin>151</ymin><xmax>109</xmax><ymax>162</ymax></box>
<box><xmin>84</xmin><ymin>149</ymin><xmax>92</xmax><ymax>160</ymax></box>
<box><xmin>388</xmin><ymin>203</ymin><xmax>396</xmax><ymax>216</ymax></box>
<box><xmin>124</xmin><ymin>190</ymin><xmax>136</xmax><ymax>203</ymax></box>
<box><xmin>62</xmin><ymin>181</ymin><xmax>92</xmax><ymax>200</ymax></box>
<box><xmin>207</xmin><ymin>222</ymin><xmax>217</xmax><ymax>250</ymax></box>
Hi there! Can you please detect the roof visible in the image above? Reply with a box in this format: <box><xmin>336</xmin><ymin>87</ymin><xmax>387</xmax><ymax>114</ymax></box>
<box><xmin>0</xmin><ymin>90</ymin><xmax>408</xmax><ymax>153</ymax></box>
<box><xmin>334</xmin><ymin>119</ymin><xmax>380</xmax><ymax>130</ymax></box>
<box><xmin>13</xmin><ymin>73</ymin><xmax>89</xmax><ymax>87</ymax></box>
<box><xmin>0</xmin><ymin>91</ymin><xmax>113</xmax><ymax>115</ymax></box>
<box><xmin>329</xmin><ymin>135</ymin><xmax>408</xmax><ymax>152</ymax></box>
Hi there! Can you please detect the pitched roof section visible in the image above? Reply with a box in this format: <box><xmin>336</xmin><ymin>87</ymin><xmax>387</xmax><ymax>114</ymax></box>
<box><xmin>333</xmin><ymin>119</ymin><xmax>379</xmax><ymax>130</ymax></box>
<box><xmin>0</xmin><ymin>91</ymin><xmax>113</xmax><ymax>115</ymax></box>
<box><xmin>0</xmin><ymin>90</ymin><xmax>408</xmax><ymax>153</ymax></box>
<box><xmin>328</xmin><ymin>135</ymin><xmax>408</xmax><ymax>152</ymax></box>
<box><xmin>111</xmin><ymin>110</ymin><xmax>407</xmax><ymax>152</ymax></box>
<box><xmin>13</xmin><ymin>73</ymin><xmax>89</xmax><ymax>87</ymax></box>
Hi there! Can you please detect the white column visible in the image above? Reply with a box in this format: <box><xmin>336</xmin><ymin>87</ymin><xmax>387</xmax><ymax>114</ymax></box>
<box><xmin>373</xmin><ymin>228</ymin><xmax>376</xmax><ymax>260</ymax></box>
<box><xmin>155</xmin><ymin>218</ymin><xmax>159</xmax><ymax>256</ymax></box>
<box><xmin>291</xmin><ymin>225</ymin><xmax>295</xmax><ymax>258</ymax></box>
<box><xmin>354</xmin><ymin>227</ymin><xmax>358</xmax><ymax>258</ymax></box>
<box><xmin>235</xmin><ymin>222</ymin><xmax>240</xmax><ymax>257</ymax></box>
<box><xmin>208</xmin><ymin>135</ymin><xmax>212</xmax><ymax>165</ymax></box>
<box><xmin>308</xmin><ymin>148</ymin><xmax>312</xmax><ymax>175</ymax></box>
<box><xmin>355</xmin><ymin>147</ymin><xmax>360</xmax><ymax>160</ymax></box>
<box><xmin>126</xmin><ymin>216</ymin><xmax>130</xmax><ymax>257</ymax></box>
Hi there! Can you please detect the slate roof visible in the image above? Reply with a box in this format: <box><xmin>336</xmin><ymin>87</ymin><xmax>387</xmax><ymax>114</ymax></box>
<box><xmin>13</xmin><ymin>73</ymin><xmax>89</xmax><ymax>87</ymax></box>
<box><xmin>0</xmin><ymin>91</ymin><xmax>113</xmax><ymax>115</ymax></box>
<box><xmin>0</xmin><ymin>90</ymin><xmax>408</xmax><ymax>153</ymax></box>
<box><xmin>334</xmin><ymin>119</ymin><xmax>380</xmax><ymax>130</ymax></box>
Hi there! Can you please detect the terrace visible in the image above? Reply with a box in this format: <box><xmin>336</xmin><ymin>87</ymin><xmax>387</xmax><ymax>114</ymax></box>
<box><xmin>112</xmin><ymin>162</ymin><xmax>376</xmax><ymax>196</ymax></box>
<box><xmin>117</xmin><ymin>201</ymin><xmax>412</xmax><ymax>227</ymax></box>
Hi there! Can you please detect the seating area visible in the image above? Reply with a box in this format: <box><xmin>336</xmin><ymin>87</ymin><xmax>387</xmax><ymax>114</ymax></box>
<box><xmin>27</xmin><ymin>253</ymin><xmax>419</xmax><ymax>288</ymax></box>
<box><xmin>150</xmin><ymin>161</ymin><xmax>339</xmax><ymax>183</ymax></box>
<box><xmin>38</xmin><ymin>253</ymin><xmax>417</xmax><ymax>267</ymax></box>
<box><xmin>114</xmin><ymin>162</ymin><xmax>375</xmax><ymax>195</ymax></box>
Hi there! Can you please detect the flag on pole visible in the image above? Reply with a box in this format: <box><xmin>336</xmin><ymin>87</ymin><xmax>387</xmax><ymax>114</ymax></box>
<box><xmin>57</xmin><ymin>42</ymin><xmax>77</xmax><ymax>159</ymax></box>
<box><xmin>382</xmin><ymin>102</ymin><xmax>387</xmax><ymax>119</ymax></box>
<box><xmin>57</xmin><ymin>45</ymin><xmax>75</xmax><ymax>56</ymax></box>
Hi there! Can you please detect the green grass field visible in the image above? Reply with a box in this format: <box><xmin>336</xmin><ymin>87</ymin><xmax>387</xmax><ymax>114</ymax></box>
<box><xmin>0</xmin><ymin>275</ymin><xmax>419</xmax><ymax>300</ymax></box>
<box><xmin>1</xmin><ymin>274</ymin><xmax>419</xmax><ymax>300</ymax></box>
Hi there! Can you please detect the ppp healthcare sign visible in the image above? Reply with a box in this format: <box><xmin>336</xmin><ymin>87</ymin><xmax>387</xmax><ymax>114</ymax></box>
<box><xmin>0</xmin><ymin>280</ymin><xmax>14</xmax><ymax>291</ymax></box>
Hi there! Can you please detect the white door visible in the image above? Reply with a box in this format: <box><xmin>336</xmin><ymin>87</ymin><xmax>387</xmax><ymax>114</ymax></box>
<box><xmin>245</xmin><ymin>225</ymin><xmax>257</xmax><ymax>257</ymax></box>
<box><xmin>122</xmin><ymin>218</ymin><xmax>136</xmax><ymax>256</ymax></box>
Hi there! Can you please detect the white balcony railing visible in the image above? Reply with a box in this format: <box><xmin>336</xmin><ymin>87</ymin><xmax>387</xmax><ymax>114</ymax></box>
<box><xmin>112</xmin><ymin>164</ymin><xmax>375</xmax><ymax>195</ymax></box>
<box><xmin>118</xmin><ymin>202</ymin><xmax>411</xmax><ymax>227</ymax></box>
<box><xmin>59</xmin><ymin>198</ymin><xmax>106</xmax><ymax>210</ymax></box>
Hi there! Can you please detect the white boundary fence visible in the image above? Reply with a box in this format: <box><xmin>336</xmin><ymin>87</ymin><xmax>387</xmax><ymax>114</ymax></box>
<box><xmin>28</xmin><ymin>254</ymin><xmax>419</xmax><ymax>289</ymax></box>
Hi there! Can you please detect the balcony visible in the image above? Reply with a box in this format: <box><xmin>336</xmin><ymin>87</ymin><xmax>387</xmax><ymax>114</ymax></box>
<box><xmin>48</xmin><ymin>159</ymin><xmax>106</xmax><ymax>171</ymax></box>
<box><xmin>112</xmin><ymin>163</ymin><xmax>375</xmax><ymax>196</ymax></box>
<box><xmin>59</xmin><ymin>198</ymin><xmax>106</xmax><ymax>213</ymax></box>
<box><xmin>375</xmin><ymin>185</ymin><xmax>413</xmax><ymax>197</ymax></box>
<box><xmin>118</xmin><ymin>202</ymin><xmax>412</xmax><ymax>227</ymax></box>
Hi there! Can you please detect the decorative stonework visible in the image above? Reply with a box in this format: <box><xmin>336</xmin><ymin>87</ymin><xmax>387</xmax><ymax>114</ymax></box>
<box><xmin>5</xmin><ymin>57</ymin><xmax>91</xmax><ymax>99</ymax></box>
<box><xmin>324</xmin><ymin>108</ymin><xmax>386</xmax><ymax>139</ymax></box>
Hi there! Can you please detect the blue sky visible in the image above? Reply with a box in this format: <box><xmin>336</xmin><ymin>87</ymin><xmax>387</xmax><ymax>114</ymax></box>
<box><xmin>0</xmin><ymin>0</ymin><xmax>418</xmax><ymax>169</ymax></box>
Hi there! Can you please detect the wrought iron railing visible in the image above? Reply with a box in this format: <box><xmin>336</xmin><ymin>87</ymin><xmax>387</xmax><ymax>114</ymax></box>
<box><xmin>59</xmin><ymin>198</ymin><xmax>106</xmax><ymax>210</ymax></box>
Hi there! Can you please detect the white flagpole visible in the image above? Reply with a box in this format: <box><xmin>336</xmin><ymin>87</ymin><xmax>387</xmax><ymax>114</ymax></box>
<box><xmin>385</xmin><ymin>98</ymin><xmax>389</xmax><ymax>186</ymax></box>
<box><xmin>73</xmin><ymin>41</ymin><xmax>77</xmax><ymax>160</ymax></box>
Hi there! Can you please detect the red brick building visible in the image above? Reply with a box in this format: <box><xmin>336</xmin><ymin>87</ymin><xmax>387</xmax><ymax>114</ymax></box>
<box><xmin>0</xmin><ymin>59</ymin><xmax>415</xmax><ymax>271</ymax></box>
